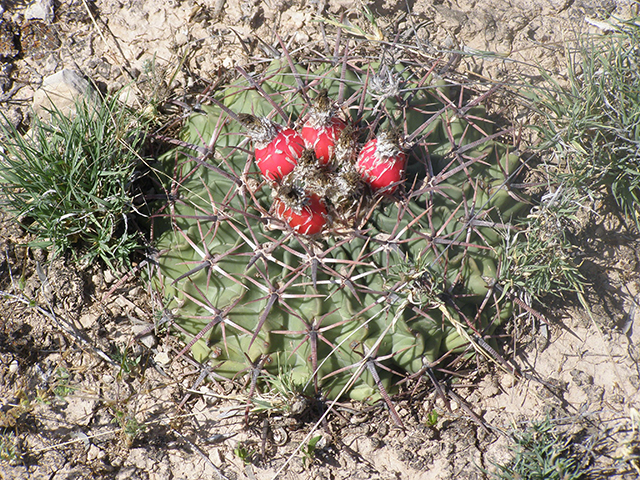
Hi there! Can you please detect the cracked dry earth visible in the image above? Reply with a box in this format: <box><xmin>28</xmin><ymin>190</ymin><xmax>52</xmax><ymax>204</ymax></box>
<box><xmin>1</xmin><ymin>0</ymin><xmax>640</xmax><ymax>479</ymax></box>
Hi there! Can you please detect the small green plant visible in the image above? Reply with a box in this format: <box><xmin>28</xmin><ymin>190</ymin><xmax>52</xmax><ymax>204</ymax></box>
<box><xmin>35</xmin><ymin>387</ymin><xmax>51</xmax><ymax>405</ymax></box>
<box><xmin>426</xmin><ymin>409</ymin><xmax>439</xmax><ymax>427</ymax></box>
<box><xmin>0</xmin><ymin>93</ymin><xmax>151</xmax><ymax>269</ymax></box>
<box><xmin>301</xmin><ymin>435</ymin><xmax>322</xmax><ymax>467</ymax></box>
<box><xmin>0</xmin><ymin>431</ymin><xmax>20</xmax><ymax>463</ymax></box>
<box><xmin>490</xmin><ymin>418</ymin><xmax>589</xmax><ymax>480</ymax></box>
<box><xmin>234</xmin><ymin>442</ymin><xmax>256</xmax><ymax>465</ymax></box>
<box><xmin>53</xmin><ymin>367</ymin><xmax>75</xmax><ymax>399</ymax></box>
<box><xmin>0</xmin><ymin>391</ymin><xmax>32</xmax><ymax>429</ymax></box>
<box><xmin>152</xmin><ymin>48</ymin><xmax>528</xmax><ymax>416</ymax></box>
<box><xmin>111</xmin><ymin>345</ymin><xmax>142</xmax><ymax>378</ymax></box>
<box><xmin>111</xmin><ymin>408</ymin><xmax>145</xmax><ymax>446</ymax></box>
<box><xmin>529</xmin><ymin>16</ymin><xmax>640</xmax><ymax>226</ymax></box>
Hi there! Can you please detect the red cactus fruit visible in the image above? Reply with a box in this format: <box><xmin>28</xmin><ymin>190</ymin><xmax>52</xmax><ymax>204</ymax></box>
<box><xmin>273</xmin><ymin>192</ymin><xmax>328</xmax><ymax>235</ymax></box>
<box><xmin>301</xmin><ymin>90</ymin><xmax>347</xmax><ymax>165</ymax></box>
<box><xmin>355</xmin><ymin>129</ymin><xmax>407</xmax><ymax>194</ymax></box>
<box><xmin>239</xmin><ymin>113</ymin><xmax>304</xmax><ymax>182</ymax></box>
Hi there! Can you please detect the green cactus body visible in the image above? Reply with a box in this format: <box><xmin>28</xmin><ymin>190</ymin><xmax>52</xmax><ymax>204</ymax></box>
<box><xmin>152</xmin><ymin>59</ymin><xmax>525</xmax><ymax>401</ymax></box>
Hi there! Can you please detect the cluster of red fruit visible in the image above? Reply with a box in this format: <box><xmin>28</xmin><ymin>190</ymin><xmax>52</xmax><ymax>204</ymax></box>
<box><xmin>240</xmin><ymin>91</ymin><xmax>407</xmax><ymax>235</ymax></box>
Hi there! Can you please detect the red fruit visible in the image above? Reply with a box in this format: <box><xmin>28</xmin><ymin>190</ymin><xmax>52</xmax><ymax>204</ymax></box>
<box><xmin>274</xmin><ymin>193</ymin><xmax>328</xmax><ymax>235</ymax></box>
<box><xmin>356</xmin><ymin>129</ymin><xmax>407</xmax><ymax>194</ymax></box>
<box><xmin>239</xmin><ymin>114</ymin><xmax>304</xmax><ymax>182</ymax></box>
<box><xmin>255</xmin><ymin>128</ymin><xmax>304</xmax><ymax>181</ymax></box>
<box><xmin>302</xmin><ymin>116</ymin><xmax>346</xmax><ymax>165</ymax></box>
<box><xmin>301</xmin><ymin>90</ymin><xmax>347</xmax><ymax>165</ymax></box>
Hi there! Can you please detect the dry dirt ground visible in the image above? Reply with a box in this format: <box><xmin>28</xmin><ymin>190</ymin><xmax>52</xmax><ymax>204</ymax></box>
<box><xmin>1</xmin><ymin>0</ymin><xmax>640</xmax><ymax>479</ymax></box>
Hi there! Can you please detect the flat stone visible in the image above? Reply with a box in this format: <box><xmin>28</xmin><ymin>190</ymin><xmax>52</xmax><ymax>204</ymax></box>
<box><xmin>117</xmin><ymin>85</ymin><xmax>140</xmax><ymax>109</ymax></box>
<box><xmin>127</xmin><ymin>448</ymin><xmax>149</xmax><ymax>470</ymax></box>
<box><xmin>154</xmin><ymin>350</ymin><xmax>171</xmax><ymax>366</ymax></box>
<box><xmin>24</xmin><ymin>0</ymin><xmax>55</xmax><ymax>23</ymax></box>
<box><xmin>131</xmin><ymin>324</ymin><xmax>156</xmax><ymax>349</ymax></box>
<box><xmin>0</xmin><ymin>106</ymin><xmax>22</xmax><ymax>128</ymax></box>
<box><xmin>64</xmin><ymin>396</ymin><xmax>96</xmax><ymax>426</ymax></box>
<box><xmin>103</xmin><ymin>269</ymin><xmax>117</xmax><ymax>284</ymax></box>
<box><xmin>32</xmin><ymin>69</ymin><xmax>97</xmax><ymax>122</ymax></box>
<box><xmin>78</xmin><ymin>312</ymin><xmax>100</xmax><ymax>329</ymax></box>
<box><xmin>114</xmin><ymin>295</ymin><xmax>135</xmax><ymax>311</ymax></box>
<box><xmin>115</xmin><ymin>467</ymin><xmax>137</xmax><ymax>480</ymax></box>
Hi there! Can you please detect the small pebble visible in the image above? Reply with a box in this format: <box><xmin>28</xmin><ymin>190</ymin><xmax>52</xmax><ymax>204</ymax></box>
<box><xmin>78</xmin><ymin>312</ymin><xmax>100</xmax><ymax>329</ymax></box>
<box><xmin>8</xmin><ymin>359</ymin><xmax>19</xmax><ymax>374</ymax></box>
<box><xmin>87</xmin><ymin>444</ymin><xmax>106</xmax><ymax>461</ymax></box>
<box><xmin>154</xmin><ymin>350</ymin><xmax>171</xmax><ymax>366</ymax></box>
<box><xmin>350</xmin><ymin>414</ymin><xmax>368</xmax><ymax>425</ymax></box>
<box><xmin>131</xmin><ymin>324</ymin><xmax>156</xmax><ymax>349</ymax></box>
<box><xmin>103</xmin><ymin>270</ymin><xmax>117</xmax><ymax>284</ymax></box>
<box><xmin>24</xmin><ymin>0</ymin><xmax>55</xmax><ymax>23</ymax></box>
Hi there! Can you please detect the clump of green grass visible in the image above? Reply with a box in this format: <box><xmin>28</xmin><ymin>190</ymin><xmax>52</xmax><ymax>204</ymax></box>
<box><xmin>251</xmin><ymin>367</ymin><xmax>307</xmax><ymax>416</ymax></box>
<box><xmin>501</xmin><ymin>186</ymin><xmax>586</xmax><ymax>300</ymax></box>
<box><xmin>0</xmin><ymin>94</ymin><xmax>152</xmax><ymax>269</ymax></box>
<box><xmin>491</xmin><ymin>417</ymin><xmax>590</xmax><ymax>480</ymax></box>
<box><xmin>530</xmin><ymin>16</ymin><xmax>640</xmax><ymax>227</ymax></box>
<box><xmin>0</xmin><ymin>431</ymin><xmax>21</xmax><ymax>464</ymax></box>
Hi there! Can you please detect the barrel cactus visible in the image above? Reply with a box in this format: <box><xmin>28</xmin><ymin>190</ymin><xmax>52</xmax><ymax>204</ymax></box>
<box><xmin>151</xmin><ymin>54</ymin><xmax>527</xmax><ymax>412</ymax></box>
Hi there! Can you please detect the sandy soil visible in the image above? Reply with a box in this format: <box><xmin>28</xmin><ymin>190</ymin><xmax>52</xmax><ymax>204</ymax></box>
<box><xmin>1</xmin><ymin>0</ymin><xmax>639</xmax><ymax>479</ymax></box>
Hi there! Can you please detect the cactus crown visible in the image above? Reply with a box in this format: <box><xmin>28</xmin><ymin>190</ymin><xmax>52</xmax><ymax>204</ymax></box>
<box><xmin>151</xmin><ymin>49</ymin><xmax>527</xmax><ymax>417</ymax></box>
<box><xmin>238</xmin><ymin>113</ymin><xmax>279</xmax><ymax>147</ymax></box>
<box><xmin>306</xmin><ymin>89</ymin><xmax>339</xmax><ymax>126</ymax></box>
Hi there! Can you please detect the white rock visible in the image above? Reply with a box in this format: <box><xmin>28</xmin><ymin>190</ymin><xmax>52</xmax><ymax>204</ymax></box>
<box><xmin>131</xmin><ymin>324</ymin><xmax>156</xmax><ymax>349</ymax></box>
<box><xmin>70</xmin><ymin>431</ymin><xmax>91</xmax><ymax>450</ymax></box>
<box><xmin>8</xmin><ymin>359</ymin><xmax>19</xmax><ymax>374</ymax></box>
<box><xmin>199</xmin><ymin>385</ymin><xmax>219</xmax><ymax>406</ymax></box>
<box><xmin>78</xmin><ymin>312</ymin><xmax>100</xmax><ymax>329</ymax></box>
<box><xmin>174</xmin><ymin>30</ymin><xmax>189</xmax><ymax>47</ymax></box>
<box><xmin>114</xmin><ymin>295</ymin><xmax>135</xmax><ymax>311</ymax></box>
<box><xmin>87</xmin><ymin>444</ymin><xmax>106</xmax><ymax>461</ymax></box>
<box><xmin>32</xmin><ymin>69</ymin><xmax>97</xmax><ymax>122</ymax></box>
<box><xmin>103</xmin><ymin>269</ymin><xmax>117</xmax><ymax>284</ymax></box>
<box><xmin>127</xmin><ymin>448</ymin><xmax>149</xmax><ymax>470</ymax></box>
<box><xmin>25</xmin><ymin>0</ymin><xmax>55</xmax><ymax>23</ymax></box>
<box><xmin>64</xmin><ymin>396</ymin><xmax>97</xmax><ymax>425</ymax></box>
<box><xmin>154</xmin><ymin>350</ymin><xmax>171</xmax><ymax>366</ymax></box>
<box><xmin>115</xmin><ymin>467</ymin><xmax>137</xmax><ymax>480</ymax></box>
<box><xmin>117</xmin><ymin>85</ymin><xmax>140</xmax><ymax>109</ymax></box>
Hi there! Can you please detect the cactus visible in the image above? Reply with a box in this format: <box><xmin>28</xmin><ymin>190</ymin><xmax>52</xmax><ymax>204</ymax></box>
<box><xmin>151</xmin><ymin>54</ymin><xmax>527</xmax><ymax>409</ymax></box>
